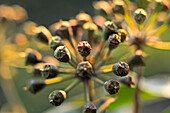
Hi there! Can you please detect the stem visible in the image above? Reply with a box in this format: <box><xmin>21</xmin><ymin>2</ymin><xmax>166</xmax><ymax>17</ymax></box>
<box><xmin>69</xmin><ymin>59</ymin><xmax>77</xmax><ymax>69</ymax></box>
<box><xmin>63</xmin><ymin>39</ymin><xmax>81</xmax><ymax>63</ymax></box>
<box><xmin>84</xmin><ymin>79</ymin><xmax>90</xmax><ymax>102</ymax></box>
<box><xmin>93</xmin><ymin>40</ymin><xmax>107</xmax><ymax>65</ymax></box>
<box><xmin>83</xmin><ymin>57</ymin><xmax>87</xmax><ymax>61</ymax></box>
<box><xmin>88</xmin><ymin>79</ymin><xmax>94</xmax><ymax>101</ymax></box>
<box><xmin>96</xmin><ymin>49</ymin><xmax>111</xmax><ymax>69</ymax></box>
<box><xmin>59</xmin><ymin>69</ymin><xmax>76</xmax><ymax>74</ymax></box>
<box><xmin>69</xmin><ymin>38</ymin><xmax>82</xmax><ymax>62</ymax></box>
<box><xmin>65</xmin><ymin>79</ymin><xmax>81</xmax><ymax>93</ymax></box>
<box><xmin>104</xmin><ymin>108</ymin><xmax>108</xmax><ymax>113</ymax></box>
<box><xmin>134</xmin><ymin>66</ymin><xmax>143</xmax><ymax>113</ymax></box>
<box><xmin>92</xmin><ymin>76</ymin><xmax>104</xmax><ymax>85</ymax></box>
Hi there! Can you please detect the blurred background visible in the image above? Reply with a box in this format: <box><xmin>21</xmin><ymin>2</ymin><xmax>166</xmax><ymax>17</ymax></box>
<box><xmin>0</xmin><ymin>0</ymin><xmax>170</xmax><ymax>113</ymax></box>
<box><xmin>0</xmin><ymin>0</ymin><xmax>95</xmax><ymax>26</ymax></box>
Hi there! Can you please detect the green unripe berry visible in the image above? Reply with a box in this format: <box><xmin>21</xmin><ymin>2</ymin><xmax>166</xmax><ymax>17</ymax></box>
<box><xmin>134</xmin><ymin>8</ymin><xmax>147</xmax><ymax>24</ymax></box>
<box><xmin>76</xmin><ymin>61</ymin><xmax>93</xmax><ymax>78</ymax></box>
<box><xmin>83</xmin><ymin>101</ymin><xmax>96</xmax><ymax>113</ymax></box>
<box><xmin>49</xmin><ymin>36</ymin><xmax>63</xmax><ymax>50</ymax></box>
<box><xmin>112</xmin><ymin>0</ymin><xmax>125</xmax><ymax>15</ymax></box>
<box><xmin>48</xmin><ymin>90</ymin><xmax>66</xmax><ymax>106</ymax></box>
<box><xmin>41</xmin><ymin>64</ymin><xmax>59</xmax><ymax>79</ymax></box>
<box><xmin>120</xmin><ymin>77</ymin><xmax>134</xmax><ymax>87</ymax></box>
<box><xmin>112</xmin><ymin>5</ymin><xmax>124</xmax><ymax>15</ymax></box>
<box><xmin>25</xmin><ymin>49</ymin><xmax>42</xmax><ymax>65</ymax></box>
<box><xmin>36</xmin><ymin>32</ymin><xmax>49</xmax><ymax>44</ymax></box>
<box><xmin>27</xmin><ymin>79</ymin><xmax>46</xmax><ymax>94</ymax></box>
<box><xmin>112</xmin><ymin>62</ymin><xmax>129</xmax><ymax>77</ymax></box>
<box><xmin>54</xmin><ymin>20</ymin><xmax>70</xmax><ymax>40</ymax></box>
<box><xmin>104</xmin><ymin>80</ymin><xmax>120</xmax><ymax>95</ymax></box>
<box><xmin>77</xmin><ymin>41</ymin><xmax>92</xmax><ymax>57</ymax></box>
<box><xmin>118</xmin><ymin>29</ymin><xmax>127</xmax><ymax>42</ymax></box>
<box><xmin>127</xmin><ymin>50</ymin><xmax>145</xmax><ymax>68</ymax></box>
<box><xmin>108</xmin><ymin>34</ymin><xmax>121</xmax><ymax>50</ymax></box>
<box><xmin>103</xmin><ymin>21</ymin><xmax>118</xmax><ymax>40</ymax></box>
<box><xmin>54</xmin><ymin>46</ymin><xmax>71</xmax><ymax>63</ymax></box>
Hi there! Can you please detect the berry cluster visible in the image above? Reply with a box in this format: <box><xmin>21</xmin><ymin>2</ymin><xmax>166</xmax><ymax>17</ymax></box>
<box><xmin>24</xmin><ymin>0</ymin><xmax>170</xmax><ymax>112</ymax></box>
<box><xmin>24</xmin><ymin>12</ymin><xmax>132</xmax><ymax>112</ymax></box>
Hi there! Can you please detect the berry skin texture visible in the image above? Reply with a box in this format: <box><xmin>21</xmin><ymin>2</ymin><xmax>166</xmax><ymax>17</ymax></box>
<box><xmin>36</xmin><ymin>32</ymin><xmax>49</xmax><ymax>44</ymax></box>
<box><xmin>112</xmin><ymin>5</ymin><xmax>125</xmax><ymax>15</ymax></box>
<box><xmin>134</xmin><ymin>8</ymin><xmax>147</xmax><ymax>24</ymax></box>
<box><xmin>104</xmin><ymin>80</ymin><xmax>120</xmax><ymax>95</ymax></box>
<box><xmin>25</xmin><ymin>48</ymin><xmax>42</xmax><ymax>65</ymax></box>
<box><xmin>41</xmin><ymin>64</ymin><xmax>59</xmax><ymax>79</ymax></box>
<box><xmin>54</xmin><ymin>24</ymin><xmax>70</xmax><ymax>40</ymax></box>
<box><xmin>49</xmin><ymin>36</ymin><xmax>63</xmax><ymax>50</ymax></box>
<box><xmin>83</xmin><ymin>21</ymin><xmax>98</xmax><ymax>31</ymax></box>
<box><xmin>76</xmin><ymin>61</ymin><xmax>93</xmax><ymax>78</ymax></box>
<box><xmin>25</xmin><ymin>52</ymin><xmax>39</xmax><ymax>65</ymax></box>
<box><xmin>103</xmin><ymin>21</ymin><xmax>118</xmax><ymax>40</ymax></box>
<box><xmin>77</xmin><ymin>41</ymin><xmax>92</xmax><ymax>57</ymax></box>
<box><xmin>83</xmin><ymin>101</ymin><xmax>97</xmax><ymax>113</ymax></box>
<box><xmin>48</xmin><ymin>90</ymin><xmax>66</xmax><ymax>106</ymax></box>
<box><xmin>127</xmin><ymin>53</ymin><xmax>145</xmax><ymax>68</ymax></box>
<box><xmin>118</xmin><ymin>29</ymin><xmax>127</xmax><ymax>42</ymax></box>
<box><xmin>108</xmin><ymin>33</ymin><xmax>121</xmax><ymax>50</ymax></box>
<box><xmin>54</xmin><ymin>46</ymin><xmax>71</xmax><ymax>62</ymax></box>
<box><xmin>120</xmin><ymin>77</ymin><xmax>134</xmax><ymax>87</ymax></box>
<box><xmin>112</xmin><ymin>61</ymin><xmax>129</xmax><ymax>77</ymax></box>
<box><xmin>28</xmin><ymin>79</ymin><xmax>46</xmax><ymax>94</ymax></box>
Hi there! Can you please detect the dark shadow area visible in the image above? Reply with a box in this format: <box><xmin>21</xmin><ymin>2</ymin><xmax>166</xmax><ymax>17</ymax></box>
<box><xmin>0</xmin><ymin>0</ymin><xmax>95</xmax><ymax>26</ymax></box>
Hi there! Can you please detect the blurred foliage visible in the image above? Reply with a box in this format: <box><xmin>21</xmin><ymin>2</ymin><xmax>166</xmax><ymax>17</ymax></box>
<box><xmin>144</xmin><ymin>29</ymin><xmax>170</xmax><ymax>77</ymax></box>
